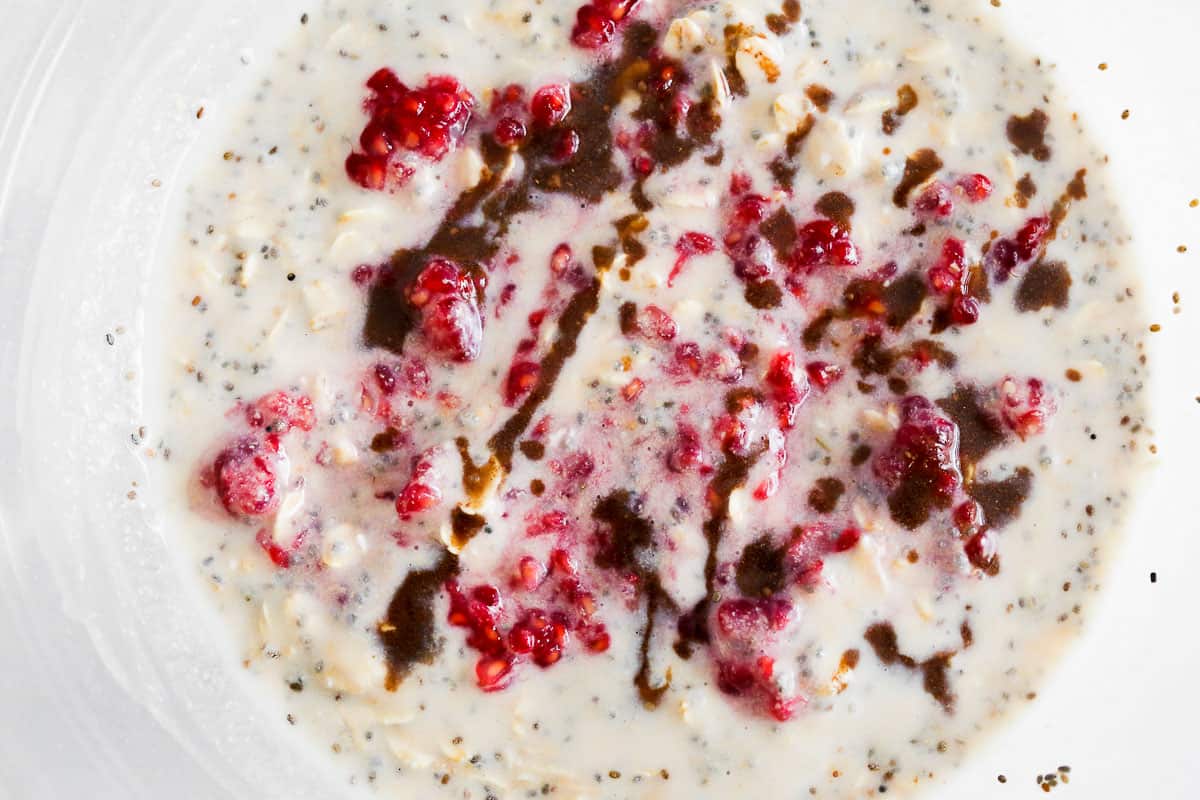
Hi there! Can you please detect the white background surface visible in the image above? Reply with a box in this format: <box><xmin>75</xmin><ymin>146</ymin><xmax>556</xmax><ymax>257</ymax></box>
<box><xmin>0</xmin><ymin>1</ymin><xmax>1197</xmax><ymax>798</ymax></box>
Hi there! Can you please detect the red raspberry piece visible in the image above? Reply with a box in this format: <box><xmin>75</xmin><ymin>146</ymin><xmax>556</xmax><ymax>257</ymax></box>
<box><xmin>873</xmin><ymin>396</ymin><xmax>963</xmax><ymax>508</ymax></box>
<box><xmin>446</xmin><ymin>581</ymin><xmax>506</xmax><ymax>656</ymax></box>
<box><xmin>964</xmin><ymin>529</ymin><xmax>998</xmax><ymax>572</ymax></box>
<box><xmin>408</xmin><ymin>258</ymin><xmax>476</xmax><ymax>305</ymax></box>
<box><xmin>255</xmin><ymin>527</ymin><xmax>307</xmax><ymax>569</ymax></box>
<box><xmin>515</xmin><ymin>556</ymin><xmax>546</xmax><ymax>591</ymax></box>
<box><xmin>669</xmin><ymin>231</ymin><xmax>717</xmax><ymax>286</ymax></box>
<box><xmin>673</xmin><ymin>342</ymin><xmax>704</xmax><ymax>376</ymax></box>
<box><xmin>913</xmin><ymin>182</ymin><xmax>954</xmax><ymax>220</ymax></box>
<box><xmin>711</xmin><ymin>597</ymin><xmax>800</xmax><ymax>720</ymax></box>
<box><xmin>927</xmin><ymin>238</ymin><xmax>967</xmax><ymax>296</ymax></box>
<box><xmin>395</xmin><ymin>481</ymin><xmax>440</xmax><ymax>518</ymax></box>
<box><xmin>948</xmin><ymin>294</ymin><xmax>981</xmax><ymax>325</ymax></box>
<box><xmin>639</xmin><ymin>304</ymin><xmax>678</xmax><ymax>341</ymax></box>
<box><xmin>597</xmin><ymin>0</ymin><xmax>640</xmax><ymax>22</ymax></box>
<box><xmin>552</xmin><ymin>128</ymin><xmax>581</xmax><ymax>161</ymax></box>
<box><xmin>504</xmin><ymin>361</ymin><xmax>541</xmax><ymax>405</ymax></box>
<box><xmin>549</xmin><ymin>243</ymin><xmax>573</xmax><ymax>274</ymax></box>
<box><xmin>667</xmin><ymin>423</ymin><xmax>704</xmax><ymax>472</ymax></box>
<box><xmin>713</xmin><ymin>413</ymin><xmax>749</xmax><ymax>454</ymax></box>
<box><xmin>395</xmin><ymin>449</ymin><xmax>443</xmax><ymax>518</ymax></box>
<box><xmin>995</xmin><ymin>376</ymin><xmax>1055</xmax><ymax>439</ymax></box>
<box><xmin>571</xmin><ymin>5</ymin><xmax>616</xmax><ymax>48</ymax></box>
<box><xmin>1015</xmin><ymin>216</ymin><xmax>1050</xmax><ymax>260</ymax></box>
<box><xmin>953</xmin><ymin>500</ymin><xmax>983</xmax><ymax>535</ymax></box>
<box><xmin>723</xmin><ymin>194</ymin><xmax>778</xmax><ymax>281</ymax></box>
<box><xmin>571</xmin><ymin>0</ymin><xmax>641</xmax><ymax>49</ymax></box>
<box><xmin>407</xmin><ymin>259</ymin><xmax>483</xmax><ymax>363</ymax></box>
<box><xmin>955</xmin><ymin>173</ymin><xmax>993</xmax><ymax>202</ymax></box>
<box><xmin>805</xmin><ymin>361</ymin><xmax>844</xmax><ymax>391</ymax></box>
<box><xmin>475</xmin><ymin>654</ymin><xmax>514</xmax><ymax>691</ymax></box>
<box><xmin>423</xmin><ymin>295</ymin><xmax>483</xmax><ymax>362</ymax></box>
<box><xmin>765</xmin><ymin>350</ymin><xmax>811</xmax><ymax>430</ymax></box>
<box><xmin>213</xmin><ymin>436</ymin><xmax>280</xmax><ymax>517</ymax></box>
<box><xmin>346</xmin><ymin>71</ymin><xmax>475</xmax><ymax>191</ymax></box>
<box><xmin>493</xmin><ymin>116</ymin><xmax>527</xmax><ymax>146</ymax></box>
<box><xmin>988</xmin><ymin>238</ymin><xmax>1020</xmax><ymax>283</ymax></box>
<box><xmin>530</xmin><ymin>84</ymin><xmax>572</xmax><ymax>128</ymax></box>
<box><xmin>246</xmin><ymin>391</ymin><xmax>315</xmax><ymax>433</ymax></box>
<box><xmin>793</xmin><ymin>219</ymin><xmax>861</xmax><ymax>269</ymax></box>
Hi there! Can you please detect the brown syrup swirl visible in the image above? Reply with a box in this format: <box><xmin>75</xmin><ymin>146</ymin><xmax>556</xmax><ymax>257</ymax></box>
<box><xmin>864</xmin><ymin>621</ymin><xmax>956</xmax><ymax>712</ymax></box>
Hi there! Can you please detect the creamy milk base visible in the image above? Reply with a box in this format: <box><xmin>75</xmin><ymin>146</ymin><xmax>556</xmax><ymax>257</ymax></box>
<box><xmin>157</xmin><ymin>1</ymin><xmax>1149</xmax><ymax>797</ymax></box>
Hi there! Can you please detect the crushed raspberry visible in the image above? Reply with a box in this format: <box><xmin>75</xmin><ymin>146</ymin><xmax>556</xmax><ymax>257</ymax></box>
<box><xmin>491</xmin><ymin>83</ymin><xmax>526</xmax><ymax>110</ymax></box>
<box><xmin>668</xmin><ymin>423</ymin><xmax>705</xmax><ymax>472</ymax></box>
<box><xmin>995</xmin><ymin>377</ymin><xmax>1055</xmax><ymax>439</ymax></box>
<box><xmin>213</xmin><ymin>436</ymin><xmax>280</xmax><ymax>517</ymax></box>
<box><xmin>953</xmin><ymin>500</ymin><xmax>983</xmax><ymax>535</ymax></box>
<box><xmin>246</xmin><ymin>391</ymin><xmax>315</xmax><ymax>433</ymax></box>
<box><xmin>527</xmin><ymin>510</ymin><xmax>571</xmax><ymax>537</ymax></box>
<box><xmin>914</xmin><ymin>174</ymin><xmax>993</xmax><ymax>219</ymax></box>
<box><xmin>927</xmin><ymin>238</ymin><xmax>967</xmax><ymax>296</ymax></box>
<box><xmin>516</xmin><ymin>556</ymin><xmax>547</xmax><ymax>591</ymax></box>
<box><xmin>447</xmin><ymin>553</ymin><xmax>609</xmax><ymax>691</ymax></box>
<box><xmin>711</xmin><ymin>597</ymin><xmax>800</xmax><ymax>721</ymax></box>
<box><xmin>447</xmin><ymin>582</ymin><xmax>506</xmax><ymax>657</ymax></box>
<box><xmin>673</xmin><ymin>341</ymin><xmax>704</xmax><ymax>376</ymax></box>
<box><xmin>510</xmin><ymin>610</ymin><xmax>570</xmax><ymax>666</ymax></box>
<box><xmin>793</xmin><ymin>219</ymin><xmax>861</xmax><ymax>270</ymax></box>
<box><xmin>493</xmin><ymin>116</ymin><xmax>527</xmax><ymax>146</ymax></box>
<box><xmin>421</xmin><ymin>296</ymin><xmax>483</xmax><ymax>362</ymax></box>
<box><xmin>765</xmin><ymin>350</ymin><xmax>811</xmax><ymax>430</ymax></box>
<box><xmin>753</xmin><ymin>472</ymin><xmax>780</xmax><ymax>500</ymax></box>
<box><xmin>1015</xmin><ymin>216</ymin><xmax>1050</xmax><ymax>260</ymax></box>
<box><xmin>255</xmin><ymin>527</ymin><xmax>307</xmax><ymax>569</ymax></box>
<box><xmin>948</xmin><ymin>294</ymin><xmax>981</xmax><ymax>325</ymax></box>
<box><xmin>706</xmin><ymin>348</ymin><xmax>745</xmax><ymax>384</ymax></box>
<box><xmin>913</xmin><ymin>182</ymin><xmax>954</xmax><ymax>220</ymax></box>
<box><xmin>346</xmin><ymin>71</ymin><xmax>475</xmax><ymax>191</ymax></box>
<box><xmin>713</xmin><ymin>412</ymin><xmax>750</xmax><ymax>455</ymax></box>
<box><xmin>669</xmin><ymin>231</ymin><xmax>717</xmax><ymax>286</ymax></box>
<box><xmin>530</xmin><ymin>84</ymin><xmax>572</xmax><ymax>128</ymax></box>
<box><xmin>627</xmin><ymin>304</ymin><xmax>678</xmax><ymax>341</ymax></box>
<box><xmin>407</xmin><ymin>259</ymin><xmax>484</xmax><ymax>362</ymax></box>
<box><xmin>571</xmin><ymin>0</ymin><xmax>641</xmax><ymax>49</ymax></box>
<box><xmin>552</xmin><ymin>128</ymin><xmax>581</xmax><ymax>161</ymax></box>
<box><xmin>395</xmin><ymin>450</ymin><xmax>443</xmax><ymax>519</ymax></box>
<box><xmin>964</xmin><ymin>529</ymin><xmax>998</xmax><ymax>572</ymax></box>
<box><xmin>873</xmin><ymin>396</ymin><xmax>963</xmax><ymax>516</ymax></box>
<box><xmin>571</xmin><ymin>5</ymin><xmax>616</xmax><ymax>48</ymax></box>
<box><xmin>927</xmin><ymin>237</ymin><xmax>983</xmax><ymax>328</ymax></box>
<box><xmin>805</xmin><ymin>361</ymin><xmax>844</xmax><ymax>391</ymax></box>
<box><xmin>783</xmin><ymin>524</ymin><xmax>862</xmax><ymax>589</ymax></box>
<box><xmin>504</xmin><ymin>361</ymin><xmax>541</xmax><ymax>405</ymax></box>
<box><xmin>989</xmin><ymin>215</ymin><xmax>1050</xmax><ymax>282</ymax></box>
<box><xmin>395</xmin><ymin>482</ymin><xmax>440</xmax><ymax>518</ymax></box>
<box><xmin>350</xmin><ymin>264</ymin><xmax>376</xmax><ymax>286</ymax></box>
<box><xmin>475</xmin><ymin>654</ymin><xmax>515</xmax><ymax>691</ymax></box>
<box><xmin>549</xmin><ymin>243</ymin><xmax>573</xmax><ymax>275</ymax></box>
<box><xmin>722</xmin><ymin>193</ymin><xmax>779</xmax><ymax>282</ymax></box>
<box><xmin>955</xmin><ymin>173</ymin><xmax>994</xmax><ymax>202</ymax></box>
<box><xmin>408</xmin><ymin>257</ymin><xmax>479</xmax><ymax>305</ymax></box>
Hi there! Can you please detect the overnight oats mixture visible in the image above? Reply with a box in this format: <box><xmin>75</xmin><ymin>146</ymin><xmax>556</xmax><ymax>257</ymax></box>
<box><xmin>158</xmin><ymin>0</ymin><xmax>1150</xmax><ymax>797</ymax></box>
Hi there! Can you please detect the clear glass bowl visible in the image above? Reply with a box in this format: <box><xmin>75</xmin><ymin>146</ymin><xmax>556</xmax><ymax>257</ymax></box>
<box><xmin>0</xmin><ymin>1</ymin><xmax>1195</xmax><ymax>797</ymax></box>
